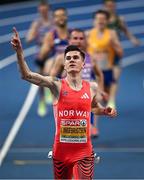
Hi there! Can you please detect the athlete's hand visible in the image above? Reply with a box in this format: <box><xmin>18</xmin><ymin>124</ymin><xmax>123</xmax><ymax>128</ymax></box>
<box><xmin>103</xmin><ymin>107</ymin><xmax>117</xmax><ymax>118</ymax></box>
<box><xmin>131</xmin><ymin>37</ymin><xmax>141</xmax><ymax>46</ymax></box>
<box><xmin>11</xmin><ymin>27</ymin><xmax>22</xmax><ymax>51</ymax></box>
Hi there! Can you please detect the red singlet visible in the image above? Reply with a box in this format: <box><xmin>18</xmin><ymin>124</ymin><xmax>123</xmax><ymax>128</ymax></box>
<box><xmin>53</xmin><ymin>79</ymin><xmax>93</xmax><ymax>162</ymax></box>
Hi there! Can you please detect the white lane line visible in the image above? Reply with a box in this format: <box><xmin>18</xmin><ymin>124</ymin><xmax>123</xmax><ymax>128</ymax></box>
<box><xmin>0</xmin><ymin>50</ymin><xmax>143</xmax><ymax>167</ymax></box>
<box><xmin>0</xmin><ymin>29</ymin><xmax>27</xmax><ymax>44</ymax></box>
<box><xmin>69</xmin><ymin>18</ymin><xmax>144</xmax><ymax>29</ymax></box>
<box><xmin>0</xmin><ymin>34</ymin><xmax>143</xmax><ymax>69</ymax></box>
<box><xmin>0</xmin><ymin>84</ymin><xmax>39</xmax><ymax>166</ymax></box>
<box><xmin>123</xmin><ymin>12</ymin><xmax>144</xmax><ymax>22</ymax></box>
<box><xmin>0</xmin><ymin>46</ymin><xmax>36</xmax><ymax>69</ymax></box>
<box><xmin>49</xmin><ymin>21</ymin><xmax>142</xmax><ymax>33</ymax></box>
<box><xmin>68</xmin><ymin>2</ymin><xmax>144</xmax><ymax>17</ymax></box>
<box><xmin>0</xmin><ymin>13</ymin><xmax>38</xmax><ymax>27</ymax></box>
<box><xmin>117</xmin><ymin>0</ymin><xmax>144</xmax><ymax>8</ymax></box>
<box><xmin>0</xmin><ymin>28</ymin><xmax>144</xmax><ymax>167</ymax></box>
<box><xmin>122</xmin><ymin>38</ymin><xmax>144</xmax><ymax>49</ymax></box>
<box><xmin>122</xmin><ymin>52</ymin><xmax>144</xmax><ymax>67</ymax></box>
<box><xmin>1</xmin><ymin>23</ymin><xmax>143</xmax><ymax>44</ymax></box>
<box><xmin>0</xmin><ymin>0</ymin><xmax>83</xmax><ymax>12</ymax></box>
<box><xmin>0</xmin><ymin>0</ymin><xmax>143</xmax><ymax>13</ymax></box>
<box><xmin>127</xmin><ymin>25</ymin><xmax>144</xmax><ymax>34</ymax></box>
<box><xmin>0</xmin><ymin>5</ymin><xmax>144</xmax><ymax>27</ymax></box>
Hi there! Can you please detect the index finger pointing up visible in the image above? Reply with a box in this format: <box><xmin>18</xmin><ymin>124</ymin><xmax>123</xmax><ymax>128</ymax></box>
<box><xmin>13</xmin><ymin>27</ymin><xmax>19</xmax><ymax>38</ymax></box>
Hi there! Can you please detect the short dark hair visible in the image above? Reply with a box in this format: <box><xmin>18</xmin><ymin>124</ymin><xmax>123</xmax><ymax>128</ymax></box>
<box><xmin>104</xmin><ymin>0</ymin><xmax>115</xmax><ymax>4</ymax></box>
<box><xmin>94</xmin><ymin>9</ymin><xmax>110</xmax><ymax>20</ymax></box>
<box><xmin>64</xmin><ymin>45</ymin><xmax>85</xmax><ymax>60</ymax></box>
<box><xmin>69</xmin><ymin>28</ymin><xmax>85</xmax><ymax>39</ymax></box>
<box><xmin>53</xmin><ymin>7</ymin><xmax>67</xmax><ymax>15</ymax></box>
<box><xmin>39</xmin><ymin>0</ymin><xmax>49</xmax><ymax>7</ymax></box>
<box><xmin>71</xmin><ymin>28</ymin><xmax>84</xmax><ymax>34</ymax></box>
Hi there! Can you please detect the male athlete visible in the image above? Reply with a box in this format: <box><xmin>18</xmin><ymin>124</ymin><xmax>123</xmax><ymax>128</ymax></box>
<box><xmin>104</xmin><ymin>0</ymin><xmax>140</xmax><ymax>108</ymax></box>
<box><xmin>38</xmin><ymin>7</ymin><xmax>70</xmax><ymax>113</ymax></box>
<box><xmin>50</xmin><ymin>29</ymin><xmax>105</xmax><ymax>137</ymax></box>
<box><xmin>39</xmin><ymin>7</ymin><xmax>70</xmax><ymax>74</ymax></box>
<box><xmin>26</xmin><ymin>0</ymin><xmax>52</xmax><ymax>116</ymax></box>
<box><xmin>87</xmin><ymin>10</ymin><xmax>123</xmax><ymax>102</ymax></box>
<box><xmin>87</xmin><ymin>10</ymin><xmax>123</xmax><ymax>136</ymax></box>
<box><xmin>11</xmin><ymin>27</ymin><xmax>117</xmax><ymax>179</ymax></box>
<box><xmin>50</xmin><ymin>29</ymin><xmax>104</xmax><ymax>89</ymax></box>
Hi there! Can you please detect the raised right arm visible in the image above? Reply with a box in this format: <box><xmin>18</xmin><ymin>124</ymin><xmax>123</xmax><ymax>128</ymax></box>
<box><xmin>11</xmin><ymin>27</ymin><xmax>60</xmax><ymax>98</ymax></box>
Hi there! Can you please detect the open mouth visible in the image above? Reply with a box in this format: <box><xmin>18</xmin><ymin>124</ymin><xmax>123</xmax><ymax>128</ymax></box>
<box><xmin>69</xmin><ymin>64</ymin><xmax>76</xmax><ymax>67</ymax></box>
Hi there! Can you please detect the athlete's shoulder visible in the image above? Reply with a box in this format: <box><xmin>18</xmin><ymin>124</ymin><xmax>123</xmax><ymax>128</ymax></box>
<box><xmin>109</xmin><ymin>29</ymin><xmax>118</xmax><ymax>37</ymax></box>
<box><xmin>87</xmin><ymin>28</ymin><xmax>96</xmax><ymax>42</ymax></box>
<box><xmin>88</xmin><ymin>28</ymin><xmax>96</xmax><ymax>35</ymax></box>
<box><xmin>30</xmin><ymin>18</ymin><xmax>40</xmax><ymax>28</ymax></box>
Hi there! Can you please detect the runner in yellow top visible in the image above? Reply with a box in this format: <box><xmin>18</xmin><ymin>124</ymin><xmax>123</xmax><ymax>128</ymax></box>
<box><xmin>87</xmin><ymin>10</ymin><xmax>123</xmax><ymax>135</ymax></box>
<box><xmin>104</xmin><ymin>0</ymin><xmax>140</xmax><ymax>109</ymax></box>
<box><xmin>87</xmin><ymin>9</ymin><xmax>123</xmax><ymax>98</ymax></box>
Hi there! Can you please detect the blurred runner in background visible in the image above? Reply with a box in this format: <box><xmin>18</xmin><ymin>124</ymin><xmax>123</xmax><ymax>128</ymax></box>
<box><xmin>39</xmin><ymin>7</ymin><xmax>71</xmax><ymax>114</ymax></box>
<box><xmin>104</xmin><ymin>0</ymin><xmax>140</xmax><ymax>108</ymax></box>
<box><xmin>26</xmin><ymin>0</ymin><xmax>52</xmax><ymax>116</ymax></box>
<box><xmin>87</xmin><ymin>9</ymin><xmax>123</xmax><ymax>136</ymax></box>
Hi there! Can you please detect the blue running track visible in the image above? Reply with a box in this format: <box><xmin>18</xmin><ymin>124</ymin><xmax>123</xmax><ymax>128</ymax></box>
<box><xmin>0</xmin><ymin>0</ymin><xmax>144</xmax><ymax>179</ymax></box>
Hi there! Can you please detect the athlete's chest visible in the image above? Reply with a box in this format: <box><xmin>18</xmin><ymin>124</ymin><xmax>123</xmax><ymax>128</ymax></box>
<box><xmin>59</xmin><ymin>89</ymin><xmax>91</xmax><ymax>110</ymax></box>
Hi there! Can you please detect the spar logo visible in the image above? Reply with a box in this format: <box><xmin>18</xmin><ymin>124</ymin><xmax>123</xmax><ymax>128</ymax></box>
<box><xmin>80</xmin><ymin>119</ymin><xmax>87</xmax><ymax>126</ymax></box>
<box><xmin>61</xmin><ymin>119</ymin><xmax>87</xmax><ymax>127</ymax></box>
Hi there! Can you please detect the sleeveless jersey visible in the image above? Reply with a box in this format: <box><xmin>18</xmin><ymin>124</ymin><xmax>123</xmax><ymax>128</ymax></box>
<box><xmin>53</xmin><ymin>79</ymin><xmax>92</xmax><ymax>161</ymax></box>
<box><xmin>88</xmin><ymin>28</ymin><xmax>114</xmax><ymax>70</ymax></box>
<box><xmin>48</xmin><ymin>29</ymin><xmax>70</xmax><ymax>58</ymax></box>
<box><xmin>107</xmin><ymin>15</ymin><xmax>122</xmax><ymax>38</ymax></box>
<box><xmin>82</xmin><ymin>53</ymin><xmax>95</xmax><ymax>81</ymax></box>
<box><xmin>35</xmin><ymin>18</ymin><xmax>52</xmax><ymax>46</ymax></box>
<box><xmin>34</xmin><ymin>18</ymin><xmax>52</xmax><ymax>58</ymax></box>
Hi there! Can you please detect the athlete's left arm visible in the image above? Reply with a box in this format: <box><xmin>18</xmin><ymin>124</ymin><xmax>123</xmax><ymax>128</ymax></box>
<box><xmin>110</xmin><ymin>30</ymin><xmax>123</xmax><ymax>58</ymax></box>
<box><xmin>119</xmin><ymin>16</ymin><xmax>141</xmax><ymax>46</ymax></box>
<box><xmin>90</xmin><ymin>82</ymin><xmax>117</xmax><ymax>117</ymax></box>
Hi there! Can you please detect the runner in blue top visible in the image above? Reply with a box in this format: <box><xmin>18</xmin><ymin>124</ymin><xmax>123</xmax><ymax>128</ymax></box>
<box><xmin>39</xmin><ymin>8</ymin><xmax>70</xmax><ymax>75</ymax></box>
<box><xmin>26</xmin><ymin>0</ymin><xmax>52</xmax><ymax>117</ymax></box>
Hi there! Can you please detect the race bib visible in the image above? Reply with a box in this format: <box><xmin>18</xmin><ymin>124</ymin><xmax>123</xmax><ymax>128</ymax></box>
<box><xmin>60</xmin><ymin>119</ymin><xmax>87</xmax><ymax>143</ymax></box>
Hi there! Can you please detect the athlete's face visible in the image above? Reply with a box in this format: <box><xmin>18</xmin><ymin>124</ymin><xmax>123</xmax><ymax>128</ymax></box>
<box><xmin>38</xmin><ymin>5</ymin><xmax>49</xmax><ymax>18</ymax></box>
<box><xmin>64</xmin><ymin>51</ymin><xmax>84</xmax><ymax>73</ymax></box>
<box><xmin>94</xmin><ymin>13</ymin><xmax>108</xmax><ymax>29</ymax></box>
<box><xmin>104</xmin><ymin>1</ymin><xmax>116</xmax><ymax>13</ymax></box>
<box><xmin>54</xmin><ymin>9</ymin><xmax>67</xmax><ymax>27</ymax></box>
<box><xmin>69</xmin><ymin>31</ymin><xmax>86</xmax><ymax>50</ymax></box>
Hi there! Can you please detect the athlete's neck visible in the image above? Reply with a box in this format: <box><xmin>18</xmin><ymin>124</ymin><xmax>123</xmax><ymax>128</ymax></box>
<box><xmin>66</xmin><ymin>73</ymin><xmax>83</xmax><ymax>91</ymax></box>
<box><xmin>42</xmin><ymin>14</ymin><xmax>49</xmax><ymax>22</ymax></box>
<box><xmin>56</xmin><ymin>26</ymin><xmax>68</xmax><ymax>39</ymax></box>
<box><xmin>57</xmin><ymin>25</ymin><xmax>67</xmax><ymax>33</ymax></box>
<box><xmin>96</xmin><ymin>27</ymin><xmax>106</xmax><ymax>33</ymax></box>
